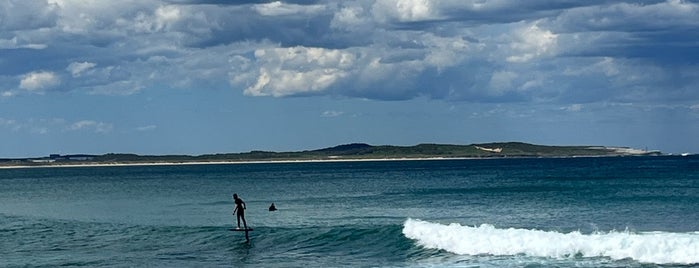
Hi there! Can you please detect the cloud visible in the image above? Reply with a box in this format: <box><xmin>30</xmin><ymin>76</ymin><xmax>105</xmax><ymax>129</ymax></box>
<box><xmin>0</xmin><ymin>37</ymin><xmax>47</xmax><ymax>50</ymax></box>
<box><xmin>235</xmin><ymin>46</ymin><xmax>355</xmax><ymax>97</ymax></box>
<box><xmin>0</xmin><ymin>118</ymin><xmax>17</xmax><ymax>127</ymax></box>
<box><xmin>19</xmin><ymin>71</ymin><xmax>61</xmax><ymax>91</ymax></box>
<box><xmin>562</xmin><ymin>104</ymin><xmax>583</xmax><ymax>112</ymax></box>
<box><xmin>321</xmin><ymin>110</ymin><xmax>344</xmax><ymax>117</ymax></box>
<box><xmin>0</xmin><ymin>0</ymin><xmax>58</xmax><ymax>31</ymax></box>
<box><xmin>0</xmin><ymin>118</ymin><xmax>67</xmax><ymax>135</ymax></box>
<box><xmin>488</xmin><ymin>71</ymin><xmax>519</xmax><ymax>96</ymax></box>
<box><xmin>67</xmin><ymin>61</ymin><xmax>97</xmax><ymax>77</ymax></box>
<box><xmin>506</xmin><ymin>24</ymin><xmax>558</xmax><ymax>63</ymax></box>
<box><xmin>0</xmin><ymin>0</ymin><xmax>696</xmax><ymax>106</ymax></box>
<box><xmin>1</xmin><ymin>91</ymin><xmax>16</xmax><ymax>97</ymax></box>
<box><xmin>136</xmin><ymin>125</ymin><xmax>157</xmax><ymax>131</ymax></box>
<box><xmin>371</xmin><ymin>0</ymin><xmax>436</xmax><ymax>23</ymax></box>
<box><xmin>68</xmin><ymin>120</ymin><xmax>113</xmax><ymax>133</ymax></box>
<box><xmin>253</xmin><ymin>1</ymin><xmax>326</xmax><ymax>16</ymax></box>
<box><xmin>331</xmin><ymin>5</ymin><xmax>371</xmax><ymax>31</ymax></box>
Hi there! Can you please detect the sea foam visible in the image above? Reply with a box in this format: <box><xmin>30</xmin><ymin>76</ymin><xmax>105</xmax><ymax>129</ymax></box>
<box><xmin>402</xmin><ymin>218</ymin><xmax>699</xmax><ymax>265</ymax></box>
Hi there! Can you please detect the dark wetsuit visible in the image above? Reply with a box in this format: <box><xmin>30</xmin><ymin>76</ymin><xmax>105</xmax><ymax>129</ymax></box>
<box><xmin>234</xmin><ymin>197</ymin><xmax>247</xmax><ymax>228</ymax></box>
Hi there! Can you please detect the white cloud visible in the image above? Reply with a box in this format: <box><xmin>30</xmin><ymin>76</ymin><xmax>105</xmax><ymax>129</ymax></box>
<box><xmin>321</xmin><ymin>110</ymin><xmax>344</xmax><ymax>117</ymax></box>
<box><xmin>67</xmin><ymin>61</ymin><xmax>97</xmax><ymax>77</ymax></box>
<box><xmin>0</xmin><ymin>0</ymin><xmax>58</xmax><ymax>31</ymax></box>
<box><xmin>68</xmin><ymin>120</ymin><xmax>113</xmax><ymax>133</ymax></box>
<box><xmin>0</xmin><ymin>0</ymin><xmax>697</xmax><ymax>105</ymax></box>
<box><xmin>237</xmin><ymin>46</ymin><xmax>356</xmax><ymax>97</ymax></box>
<box><xmin>136</xmin><ymin>125</ymin><xmax>157</xmax><ymax>131</ymax></box>
<box><xmin>1</xmin><ymin>91</ymin><xmax>16</xmax><ymax>97</ymax></box>
<box><xmin>0</xmin><ymin>37</ymin><xmax>47</xmax><ymax>50</ymax></box>
<box><xmin>88</xmin><ymin>81</ymin><xmax>144</xmax><ymax>96</ymax></box>
<box><xmin>563</xmin><ymin>104</ymin><xmax>583</xmax><ymax>112</ymax></box>
<box><xmin>19</xmin><ymin>71</ymin><xmax>61</xmax><ymax>91</ymax></box>
<box><xmin>0</xmin><ymin>118</ymin><xmax>68</xmax><ymax>135</ymax></box>
<box><xmin>155</xmin><ymin>5</ymin><xmax>181</xmax><ymax>29</ymax></box>
<box><xmin>331</xmin><ymin>5</ymin><xmax>371</xmax><ymax>31</ymax></box>
<box><xmin>420</xmin><ymin>33</ymin><xmax>472</xmax><ymax>70</ymax></box>
<box><xmin>506</xmin><ymin>24</ymin><xmax>558</xmax><ymax>63</ymax></box>
<box><xmin>372</xmin><ymin>0</ymin><xmax>436</xmax><ymax>23</ymax></box>
<box><xmin>253</xmin><ymin>1</ymin><xmax>325</xmax><ymax>16</ymax></box>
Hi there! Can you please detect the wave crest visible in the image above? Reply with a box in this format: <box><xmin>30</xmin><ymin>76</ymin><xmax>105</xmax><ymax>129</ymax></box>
<box><xmin>402</xmin><ymin>218</ymin><xmax>699</xmax><ymax>265</ymax></box>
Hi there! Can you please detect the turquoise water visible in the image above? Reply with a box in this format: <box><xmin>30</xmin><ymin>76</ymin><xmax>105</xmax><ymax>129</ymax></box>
<box><xmin>1</xmin><ymin>156</ymin><xmax>698</xmax><ymax>267</ymax></box>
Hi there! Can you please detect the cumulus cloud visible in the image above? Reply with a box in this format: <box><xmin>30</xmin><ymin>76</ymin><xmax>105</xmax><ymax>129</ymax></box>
<box><xmin>235</xmin><ymin>46</ymin><xmax>355</xmax><ymax>97</ymax></box>
<box><xmin>331</xmin><ymin>5</ymin><xmax>371</xmax><ymax>31</ymax></box>
<box><xmin>0</xmin><ymin>0</ymin><xmax>58</xmax><ymax>31</ymax></box>
<box><xmin>371</xmin><ymin>0</ymin><xmax>436</xmax><ymax>23</ymax></box>
<box><xmin>19</xmin><ymin>71</ymin><xmax>61</xmax><ymax>91</ymax></box>
<box><xmin>0</xmin><ymin>0</ymin><xmax>696</xmax><ymax>105</ymax></box>
<box><xmin>506</xmin><ymin>24</ymin><xmax>558</xmax><ymax>63</ymax></box>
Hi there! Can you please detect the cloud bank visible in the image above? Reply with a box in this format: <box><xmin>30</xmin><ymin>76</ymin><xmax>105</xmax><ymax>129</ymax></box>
<box><xmin>1</xmin><ymin>0</ymin><xmax>697</xmax><ymax>106</ymax></box>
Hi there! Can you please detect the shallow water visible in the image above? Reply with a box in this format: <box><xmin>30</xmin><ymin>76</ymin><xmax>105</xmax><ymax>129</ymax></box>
<box><xmin>1</xmin><ymin>156</ymin><xmax>698</xmax><ymax>267</ymax></box>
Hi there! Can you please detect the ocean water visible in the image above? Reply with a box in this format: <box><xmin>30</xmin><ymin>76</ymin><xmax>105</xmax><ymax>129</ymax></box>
<box><xmin>1</xmin><ymin>156</ymin><xmax>697</xmax><ymax>267</ymax></box>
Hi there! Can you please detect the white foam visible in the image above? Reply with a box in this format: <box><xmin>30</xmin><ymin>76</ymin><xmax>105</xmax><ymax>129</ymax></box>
<box><xmin>402</xmin><ymin>218</ymin><xmax>699</xmax><ymax>265</ymax></box>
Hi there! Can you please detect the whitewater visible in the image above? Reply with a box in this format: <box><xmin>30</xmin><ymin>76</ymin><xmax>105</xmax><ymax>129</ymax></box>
<box><xmin>403</xmin><ymin>219</ymin><xmax>699</xmax><ymax>265</ymax></box>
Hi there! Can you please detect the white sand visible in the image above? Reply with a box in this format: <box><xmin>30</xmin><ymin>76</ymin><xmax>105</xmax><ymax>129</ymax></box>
<box><xmin>0</xmin><ymin>157</ymin><xmax>474</xmax><ymax>169</ymax></box>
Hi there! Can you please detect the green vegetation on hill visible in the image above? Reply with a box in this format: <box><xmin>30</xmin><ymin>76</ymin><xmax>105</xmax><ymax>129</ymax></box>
<box><xmin>0</xmin><ymin>142</ymin><xmax>661</xmax><ymax>167</ymax></box>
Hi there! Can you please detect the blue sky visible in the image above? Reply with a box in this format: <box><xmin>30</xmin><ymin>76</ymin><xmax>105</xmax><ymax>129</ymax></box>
<box><xmin>1</xmin><ymin>0</ymin><xmax>698</xmax><ymax>157</ymax></box>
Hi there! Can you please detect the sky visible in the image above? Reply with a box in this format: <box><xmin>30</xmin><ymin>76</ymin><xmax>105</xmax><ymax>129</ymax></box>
<box><xmin>1</xmin><ymin>0</ymin><xmax>698</xmax><ymax>158</ymax></box>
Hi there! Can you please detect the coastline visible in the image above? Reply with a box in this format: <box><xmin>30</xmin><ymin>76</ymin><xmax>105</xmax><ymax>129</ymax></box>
<box><xmin>0</xmin><ymin>154</ymin><xmax>663</xmax><ymax>170</ymax></box>
<box><xmin>1</xmin><ymin>142</ymin><xmax>665</xmax><ymax>170</ymax></box>
<box><xmin>0</xmin><ymin>157</ymin><xmax>474</xmax><ymax>169</ymax></box>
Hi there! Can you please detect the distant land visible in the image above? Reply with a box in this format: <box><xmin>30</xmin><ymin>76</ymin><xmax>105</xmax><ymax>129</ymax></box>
<box><xmin>0</xmin><ymin>142</ymin><xmax>663</xmax><ymax>168</ymax></box>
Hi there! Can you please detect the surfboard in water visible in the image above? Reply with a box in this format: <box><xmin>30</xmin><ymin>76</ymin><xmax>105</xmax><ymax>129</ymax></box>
<box><xmin>229</xmin><ymin>228</ymin><xmax>254</xmax><ymax>231</ymax></box>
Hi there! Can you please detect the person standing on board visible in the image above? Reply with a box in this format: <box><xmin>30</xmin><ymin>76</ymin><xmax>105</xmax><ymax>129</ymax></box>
<box><xmin>233</xmin><ymin>193</ymin><xmax>248</xmax><ymax>230</ymax></box>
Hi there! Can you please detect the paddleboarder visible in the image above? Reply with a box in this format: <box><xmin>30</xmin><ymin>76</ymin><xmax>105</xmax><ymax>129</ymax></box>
<box><xmin>233</xmin><ymin>193</ymin><xmax>248</xmax><ymax>230</ymax></box>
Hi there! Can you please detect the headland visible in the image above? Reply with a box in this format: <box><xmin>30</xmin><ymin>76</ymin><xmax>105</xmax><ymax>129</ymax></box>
<box><xmin>0</xmin><ymin>142</ymin><xmax>663</xmax><ymax>169</ymax></box>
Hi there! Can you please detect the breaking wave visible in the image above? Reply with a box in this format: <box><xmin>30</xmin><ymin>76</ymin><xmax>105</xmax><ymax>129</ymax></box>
<box><xmin>402</xmin><ymin>218</ymin><xmax>699</xmax><ymax>265</ymax></box>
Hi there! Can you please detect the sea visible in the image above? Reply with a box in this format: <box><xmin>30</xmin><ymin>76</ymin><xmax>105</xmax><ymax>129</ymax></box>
<box><xmin>1</xmin><ymin>156</ymin><xmax>697</xmax><ymax>267</ymax></box>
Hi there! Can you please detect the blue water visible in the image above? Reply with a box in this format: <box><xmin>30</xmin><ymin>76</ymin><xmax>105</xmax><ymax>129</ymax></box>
<box><xmin>1</xmin><ymin>156</ymin><xmax>698</xmax><ymax>267</ymax></box>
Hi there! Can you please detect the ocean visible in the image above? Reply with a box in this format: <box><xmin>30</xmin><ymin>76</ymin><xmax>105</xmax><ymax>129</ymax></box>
<box><xmin>1</xmin><ymin>156</ymin><xmax>697</xmax><ymax>267</ymax></box>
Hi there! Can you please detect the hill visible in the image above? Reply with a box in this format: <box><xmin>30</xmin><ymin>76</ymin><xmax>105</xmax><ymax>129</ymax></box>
<box><xmin>0</xmin><ymin>142</ymin><xmax>662</xmax><ymax>167</ymax></box>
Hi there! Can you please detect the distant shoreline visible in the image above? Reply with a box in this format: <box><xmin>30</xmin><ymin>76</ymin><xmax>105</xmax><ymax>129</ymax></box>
<box><xmin>0</xmin><ymin>142</ymin><xmax>665</xmax><ymax>169</ymax></box>
<box><xmin>0</xmin><ymin>157</ymin><xmax>472</xmax><ymax>169</ymax></box>
<box><xmin>0</xmin><ymin>154</ymin><xmax>665</xmax><ymax>170</ymax></box>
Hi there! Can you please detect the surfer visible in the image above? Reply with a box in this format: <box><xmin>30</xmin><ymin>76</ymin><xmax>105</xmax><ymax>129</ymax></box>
<box><xmin>268</xmin><ymin>203</ymin><xmax>277</xmax><ymax>211</ymax></box>
<box><xmin>233</xmin><ymin>193</ymin><xmax>247</xmax><ymax>229</ymax></box>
